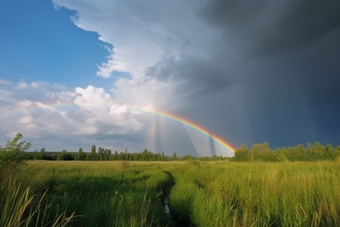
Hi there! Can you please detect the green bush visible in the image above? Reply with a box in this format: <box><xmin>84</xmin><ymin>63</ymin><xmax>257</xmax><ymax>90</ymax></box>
<box><xmin>0</xmin><ymin>133</ymin><xmax>31</xmax><ymax>181</ymax></box>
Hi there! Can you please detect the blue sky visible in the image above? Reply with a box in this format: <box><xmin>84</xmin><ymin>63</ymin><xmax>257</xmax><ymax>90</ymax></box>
<box><xmin>0</xmin><ymin>1</ymin><xmax>115</xmax><ymax>89</ymax></box>
<box><xmin>1</xmin><ymin>0</ymin><xmax>340</xmax><ymax>156</ymax></box>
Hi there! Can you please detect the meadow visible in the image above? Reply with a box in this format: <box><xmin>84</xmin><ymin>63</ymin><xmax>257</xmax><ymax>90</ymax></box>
<box><xmin>2</xmin><ymin>160</ymin><xmax>340</xmax><ymax>226</ymax></box>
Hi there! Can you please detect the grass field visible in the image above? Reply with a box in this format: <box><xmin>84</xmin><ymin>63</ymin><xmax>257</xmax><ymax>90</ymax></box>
<box><xmin>3</xmin><ymin>160</ymin><xmax>340</xmax><ymax>226</ymax></box>
<box><xmin>165</xmin><ymin>161</ymin><xmax>340</xmax><ymax>226</ymax></box>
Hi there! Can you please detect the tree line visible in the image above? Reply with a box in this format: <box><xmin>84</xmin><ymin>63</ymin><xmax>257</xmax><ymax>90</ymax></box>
<box><xmin>27</xmin><ymin>145</ymin><xmax>228</xmax><ymax>161</ymax></box>
<box><xmin>26</xmin><ymin>142</ymin><xmax>340</xmax><ymax>162</ymax></box>
<box><xmin>232</xmin><ymin>142</ymin><xmax>340</xmax><ymax>162</ymax></box>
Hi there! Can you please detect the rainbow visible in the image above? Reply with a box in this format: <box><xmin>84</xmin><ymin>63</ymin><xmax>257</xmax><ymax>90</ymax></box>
<box><xmin>139</xmin><ymin>109</ymin><xmax>235</xmax><ymax>155</ymax></box>
<box><xmin>3</xmin><ymin>102</ymin><xmax>235</xmax><ymax>155</ymax></box>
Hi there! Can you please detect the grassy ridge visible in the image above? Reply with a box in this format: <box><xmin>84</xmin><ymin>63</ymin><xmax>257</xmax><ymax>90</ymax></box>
<box><xmin>13</xmin><ymin>160</ymin><xmax>340</xmax><ymax>227</ymax></box>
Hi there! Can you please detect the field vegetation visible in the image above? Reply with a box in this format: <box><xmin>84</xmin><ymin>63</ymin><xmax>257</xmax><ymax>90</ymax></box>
<box><xmin>1</xmin><ymin>134</ymin><xmax>340</xmax><ymax>226</ymax></box>
<box><xmin>166</xmin><ymin>161</ymin><xmax>340</xmax><ymax>226</ymax></box>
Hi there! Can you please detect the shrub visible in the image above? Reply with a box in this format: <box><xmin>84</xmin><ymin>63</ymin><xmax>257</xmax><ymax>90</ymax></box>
<box><xmin>0</xmin><ymin>133</ymin><xmax>31</xmax><ymax>181</ymax></box>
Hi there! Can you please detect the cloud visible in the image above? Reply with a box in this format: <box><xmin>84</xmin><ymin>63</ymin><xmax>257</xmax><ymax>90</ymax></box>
<box><xmin>1</xmin><ymin>77</ymin><xmax>196</xmax><ymax>154</ymax></box>
<box><xmin>199</xmin><ymin>1</ymin><xmax>340</xmax><ymax>56</ymax></box>
<box><xmin>195</xmin><ymin>1</ymin><xmax>340</xmax><ymax>142</ymax></box>
<box><xmin>0</xmin><ymin>81</ymin><xmax>150</xmax><ymax>151</ymax></box>
<box><xmin>74</xmin><ymin>85</ymin><xmax>144</xmax><ymax>135</ymax></box>
<box><xmin>145</xmin><ymin>54</ymin><xmax>231</xmax><ymax>96</ymax></box>
<box><xmin>0</xmin><ymin>79</ymin><xmax>12</xmax><ymax>86</ymax></box>
<box><xmin>96</xmin><ymin>48</ymin><xmax>129</xmax><ymax>78</ymax></box>
<box><xmin>0</xmin><ymin>78</ymin><xmax>237</xmax><ymax>156</ymax></box>
<box><xmin>55</xmin><ymin>0</ymin><xmax>236</xmax><ymax>98</ymax></box>
<box><xmin>15</xmin><ymin>80</ymin><xmax>28</xmax><ymax>90</ymax></box>
<box><xmin>55</xmin><ymin>0</ymin><xmax>166</xmax><ymax>79</ymax></box>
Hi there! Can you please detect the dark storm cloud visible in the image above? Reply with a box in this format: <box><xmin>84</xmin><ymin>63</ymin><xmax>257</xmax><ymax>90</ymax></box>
<box><xmin>145</xmin><ymin>54</ymin><xmax>230</xmax><ymax>96</ymax></box>
<box><xmin>199</xmin><ymin>1</ymin><xmax>340</xmax><ymax>56</ymax></box>
<box><xmin>197</xmin><ymin>0</ymin><xmax>340</xmax><ymax>88</ymax></box>
<box><xmin>146</xmin><ymin>1</ymin><xmax>340</xmax><ymax>95</ymax></box>
<box><xmin>145</xmin><ymin>0</ymin><xmax>340</xmax><ymax>147</ymax></box>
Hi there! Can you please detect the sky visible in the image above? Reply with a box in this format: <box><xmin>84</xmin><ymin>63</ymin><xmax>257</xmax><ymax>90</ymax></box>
<box><xmin>0</xmin><ymin>0</ymin><xmax>339</xmax><ymax>156</ymax></box>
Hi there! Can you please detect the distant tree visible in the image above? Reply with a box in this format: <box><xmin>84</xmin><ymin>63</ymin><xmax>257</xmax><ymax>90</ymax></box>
<box><xmin>275</xmin><ymin>152</ymin><xmax>287</xmax><ymax>162</ymax></box>
<box><xmin>113</xmin><ymin>150</ymin><xmax>118</xmax><ymax>160</ymax></box>
<box><xmin>30</xmin><ymin>148</ymin><xmax>45</xmax><ymax>160</ymax></box>
<box><xmin>182</xmin><ymin>155</ymin><xmax>195</xmax><ymax>161</ymax></box>
<box><xmin>312</xmin><ymin>142</ymin><xmax>326</xmax><ymax>160</ymax></box>
<box><xmin>251</xmin><ymin>142</ymin><xmax>270</xmax><ymax>160</ymax></box>
<box><xmin>98</xmin><ymin>147</ymin><xmax>104</xmax><ymax>161</ymax></box>
<box><xmin>290</xmin><ymin>144</ymin><xmax>306</xmax><ymax>161</ymax></box>
<box><xmin>232</xmin><ymin>144</ymin><xmax>251</xmax><ymax>162</ymax></box>
<box><xmin>171</xmin><ymin>152</ymin><xmax>178</xmax><ymax>161</ymax></box>
<box><xmin>334</xmin><ymin>146</ymin><xmax>340</xmax><ymax>160</ymax></box>
<box><xmin>51</xmin><ymin>153</ymin><xmax>57</xmax><ymax>160</ymax></box>
<box><xmin>141</xmin><ymin>149</ymin><xmax>148</xmax><ymax>161</ymax></box>
<box><xmin>90</xmin><ymin>145</ymin><xmax>96</xmax><ymax>160</ymax></box>
<box><xmin>104</xmin><ymin>149</ymin><xmax>111</xmax><ymax>160</ymax></box>
<box><xmin>326</xmin><ymin>143</ymin><xmax>340</xmax><ymax>160</ymax></box>
<box><xmin>77</xmin><ymin>148</ymin><xmax>86</xmax><ymax>160</ymax></box>
<box><xmin>119</xmin><ymin>152</ymin><xmax>124</xmax><ymax>160</ymax></box>
<box><xmin>91</xmin><ymin>145</ymin><xmax>96</xmax><ymax>155</ymax></box>
<box><xmin>198</xmin><ymin>156</ymin><xmax>209</xmax><ymax>161</ymax></box>
<box><xmin>155</xmin><ymin>152</ymin><xmax>161</xmax><ymax>161</ymax></box>
<box><xmin>29</xmin><ymin>150</ymin><xmax>38</xmax><ymax>160</ymax></box>
<box><xmin>38</xmin><ymin>148</ymin><xmax>45</xmax><ymax>159</ymax></box>
<box><xmin>57</xmin><ymin>150</ymin><xmax>74</xmax><ymax>161</ymax></box>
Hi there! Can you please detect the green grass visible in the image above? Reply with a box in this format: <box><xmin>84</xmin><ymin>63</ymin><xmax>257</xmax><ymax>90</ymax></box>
<box><xmin>0</xmin><ymin>177</ymin><xmax>74</xmax><ymax>227</ymax></box>
<box><xmin>165</xmin><ymin>161</ymin><xmax>340</xmax><ymax>227</ymax></box>
<box><xmin>4</xmin><ymin>160</ymin><xmax>340</xmax><ymax>227</ymax></box>
<box><xmin>18</xmin><ymin>161</ymin><xmax>174</xmax><ymax>227</ymax></box>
